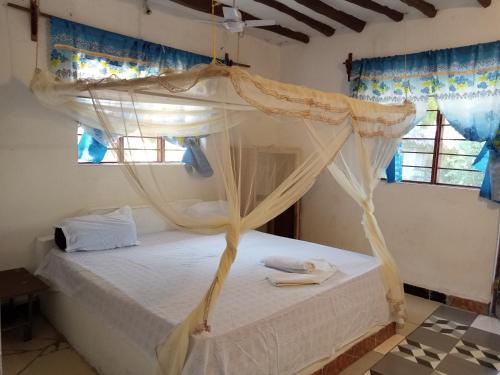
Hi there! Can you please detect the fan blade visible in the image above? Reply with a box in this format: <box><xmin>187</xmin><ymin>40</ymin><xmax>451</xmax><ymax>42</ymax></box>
<box><xmin>244</xmin><ymin>20</ymin><xmax>276</xmax><ymax>27</ymax></box>
<box><xmin>222</xmin><ymin>6</ymin><xmax>242</xmax><ymax>21</ymax></box>
<box><xmin>195</xmin><ymin>20</ymin><xmax>223</xmax><ymax>25</ymax></box>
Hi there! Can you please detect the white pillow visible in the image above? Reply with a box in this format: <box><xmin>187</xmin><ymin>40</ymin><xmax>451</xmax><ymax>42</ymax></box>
<box><xmin>132</xmin><ymin>199</ymin><xmax>204</xmax><ymax>233</ymax></box>
<box><xmin>57</xmin><ymin>206</ymin><xmax>138</xmax><ymax>252</ymax></box>
<box><xmin>184</xmin><ymin>200</ymin><xmax>229</xmax><ymax>218</ymax></box>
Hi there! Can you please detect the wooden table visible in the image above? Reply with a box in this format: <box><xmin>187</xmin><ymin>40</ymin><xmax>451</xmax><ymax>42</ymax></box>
<box><xmin>0</xmin><ymin>268</ymin><xmax>49</xmax><ymax>340</ymax></box>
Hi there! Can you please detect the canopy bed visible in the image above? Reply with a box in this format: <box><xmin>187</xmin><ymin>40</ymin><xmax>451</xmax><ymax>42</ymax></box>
<box><xmin>30</xmin><ymin>61</ymin><xmax>414</xmax><ymax>374</ymax></box>
<box><xmin>21</xmin><ymin>9</ymin><xmax>416</xmax><ymax>374</ymax></box>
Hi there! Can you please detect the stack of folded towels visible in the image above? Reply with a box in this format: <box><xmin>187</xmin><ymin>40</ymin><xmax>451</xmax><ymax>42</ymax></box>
<box><xmin>262</xmin><ymin>256</ymin><xmax>337</xmax><ymax>286</ymax></box>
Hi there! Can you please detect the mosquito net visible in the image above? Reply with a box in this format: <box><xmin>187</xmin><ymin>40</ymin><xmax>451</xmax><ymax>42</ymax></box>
<box><xmin>31</xmin><ymin>63</ymin><xmax>415</xmax><ymax>374</ymax></box>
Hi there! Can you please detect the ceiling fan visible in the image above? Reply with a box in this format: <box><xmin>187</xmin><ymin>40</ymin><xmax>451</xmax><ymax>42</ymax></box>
<box><xmin>221</xmin><ymin>6</ymin><xmax>276</xmax><ymax>33</ymax></box>
<box><xmin>198</xmin><ymin>2</ymin><xmax>276</xmax><ymax>33</ymax></box>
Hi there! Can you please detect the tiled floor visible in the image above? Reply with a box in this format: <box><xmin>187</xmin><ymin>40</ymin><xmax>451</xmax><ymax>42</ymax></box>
<box><xmin>1</xmin><ymin>295</ymin><xmax>498</xmax><ymax>375</ymax></box>
<box><xmin>366</xmin><ymin>305</ymin><xmax>500</xmax><ymax>375</ymax></box>
<box><xmin>338</xmin><ymin>294</ymin><xmax>440</xmax><ymax>375</ymax></box>
<box><xmin>1</xmin><ymin>316</ymin><xmax>97</xmax><ymax>375</ymax></box>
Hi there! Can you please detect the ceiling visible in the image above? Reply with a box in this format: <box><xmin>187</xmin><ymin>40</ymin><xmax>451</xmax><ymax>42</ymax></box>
<box><xmin>149</xmin><ymin>0</ymin><xmax>491</xmax><ymax>44</ymax></box>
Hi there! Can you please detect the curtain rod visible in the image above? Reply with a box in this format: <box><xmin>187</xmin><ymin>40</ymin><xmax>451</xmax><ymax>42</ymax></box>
<box><xmin>6</xmin><ymin>2</ymin><xmax>251</xmax><ymax>68</ymax></box>
<box><xmin>7</xmin><ymin>2</ymin><xmax>49</xmax><ymax>18</ymax></box>
<box><xmin>344</xmin><ymin>53</ymin><xmax>353</xmax><ymax>82</ymax></box>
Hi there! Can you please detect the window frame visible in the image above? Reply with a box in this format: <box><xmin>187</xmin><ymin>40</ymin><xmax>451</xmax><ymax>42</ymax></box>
<box><xmin>77</xmin><ymin>128</ymin><xmax>186</xmax><ymax>165</ymax></box>
<box><xmin>399</xmin><ymin>108</ymin><xmax>483</xmax><ymax>189</ymax></box>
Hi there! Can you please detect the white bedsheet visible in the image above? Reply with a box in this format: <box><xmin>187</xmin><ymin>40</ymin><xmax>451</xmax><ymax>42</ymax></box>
<box><xmin>36</xmin><ymin>230</ymin><xmax>390</xmax><ymax>375</ymax></box>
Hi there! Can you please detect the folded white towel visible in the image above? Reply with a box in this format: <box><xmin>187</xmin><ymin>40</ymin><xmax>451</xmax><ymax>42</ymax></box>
<box><xmin>265</xmin><ymin>258</ymin><xmax>337</xmax><ymax>286</ymax></box>
<box><xmin>267</xmin><ymin>269</ymin><xmax>336</xmax><ymax>287</ymax></box>
<box><xmin>262</xmin><ymin>256</ymin><xmax>316</xmax><ymax>274</ymax></box>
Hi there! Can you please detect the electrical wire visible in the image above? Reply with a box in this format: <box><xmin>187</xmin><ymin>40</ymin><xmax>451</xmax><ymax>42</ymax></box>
<box><xmin>211</xmin><ymin>0</ymin><xmax>217</xmax><ymax>63</ymax></box>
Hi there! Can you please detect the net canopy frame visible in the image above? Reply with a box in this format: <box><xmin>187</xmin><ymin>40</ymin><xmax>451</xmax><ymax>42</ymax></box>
<box><xmin>31</xmin><ymin>63</ymin><xmax>415</xmax><ymax>375</ymax></box>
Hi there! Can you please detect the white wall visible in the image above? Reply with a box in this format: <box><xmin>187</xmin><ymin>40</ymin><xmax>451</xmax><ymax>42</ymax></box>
<box><xmin>0</xmin><ymin>0</ymin><xmax>281</xmax><ymax>271</ymax></box>
<box><xmin>281</xmin><ymin>3</ymin><xmax>500</xmax><ymax>303</ymax></box>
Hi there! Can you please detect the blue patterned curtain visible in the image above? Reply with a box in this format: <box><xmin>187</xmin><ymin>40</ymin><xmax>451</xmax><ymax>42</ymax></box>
<box><xmin>50</xmin><ymin>17</ymin><xmax>212</xmax><ymax>80</ymax></box>
<box><xmin>49</xmin><ymin>17</ymin><xmax>213</xmax><ymax>164</ymax></box>
<box><xmin>433</xmin><ymin>41</ymin><xmax>499</xmax><ymax>201</ymax></box>
<box><xmin>350</xmin><ymin>52</ymin><xmax>433</xmax><ymax>119</ymax></box>
<box><xmin>77</xmin><ymin>126</ymin><xmax>116</xmax><ymax>163</ymax></box>
<box><xmin>350</xmin><ymin>52</ymin><xmax>432</xmax><ymax>182</ymax></box>
<box><xmin>350</xmin><ymin>40</ymin><xmax>499</xmax><ymax>201</ymax></box>
<box><xmin>165</xmin><ymin>137</ymin><xmax>213</xmax><ymax>177</ymax></box>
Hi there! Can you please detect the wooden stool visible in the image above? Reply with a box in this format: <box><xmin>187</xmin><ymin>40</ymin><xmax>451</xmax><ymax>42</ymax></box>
<box><xmin>0</xmin><ymin>268</ymin><xmax>49</xmax><ymax>341</ymax></box>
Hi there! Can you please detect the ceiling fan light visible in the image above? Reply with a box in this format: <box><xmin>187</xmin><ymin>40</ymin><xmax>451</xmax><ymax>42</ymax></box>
<box><xmin>223</xmin><ymin>21</ymin><xmax>245</xmax><ymax>33</ymax></box>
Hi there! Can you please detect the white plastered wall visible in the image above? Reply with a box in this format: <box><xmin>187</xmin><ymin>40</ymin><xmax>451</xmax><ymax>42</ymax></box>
<box><xmin>0</xmin><ymin>0</ymin><xmax>281</xmax><ymax>271</ymax></box>
<box><xmin>281</xmin><ymin>3</ymin><xmax>500</xmax><ymax>303</ymax></box>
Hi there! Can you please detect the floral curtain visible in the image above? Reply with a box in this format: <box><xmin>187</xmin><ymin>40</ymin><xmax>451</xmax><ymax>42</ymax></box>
<box><xmin>350</xmin><ymin>51</ymin><xmax>433</xmax><ymax>182</ymax></box>
<box><xmin>351</xmin><ymin>40</ymin><xmax>499</xmax><ymax>201</ymax></box>
<box><xmin>433</xmin><ymin>41</ymin><xmax>499</xmax><ymax>201</ymax></box>
<box><xmin>50</xmin><ymin>17</ymin><xmax>212</xmax><ymax>80</ymax></box>
<box><xmin>165</xmin><ymin>137</ymin><xmax>214</xmax><ymax>177</ymax></box>
<box><xmin>49</xmin><ymin>17</ymin><xmax>213</xmax><ymax>164</ymax></box>
<box><xmin>77</xmin><ymin>126</ymin><xmax>118</xmax><ymax>163</ymax></box>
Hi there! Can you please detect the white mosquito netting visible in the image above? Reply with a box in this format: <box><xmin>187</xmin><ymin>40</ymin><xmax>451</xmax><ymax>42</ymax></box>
<box><xmin>31</xmin><ymin>63</ymin><xmax>415</xmax><ymax>375</ymax></box>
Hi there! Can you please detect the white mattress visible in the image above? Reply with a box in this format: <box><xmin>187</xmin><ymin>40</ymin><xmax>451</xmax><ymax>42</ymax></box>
<box><xmin>36</xmin><ymin>230</ymin><xmax>390</xmax><ymax>375</ymax></box>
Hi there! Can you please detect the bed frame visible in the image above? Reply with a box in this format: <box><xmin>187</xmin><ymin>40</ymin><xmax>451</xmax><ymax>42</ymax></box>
<box><xmin>35</xmin><ymin>206</ymin><xmax>395</xmax><ymax>375</ymax></box>
<box><xmin>310</xmin><ymin>323</ymin><xmax>395</xmax><ymax>375</ymax></box>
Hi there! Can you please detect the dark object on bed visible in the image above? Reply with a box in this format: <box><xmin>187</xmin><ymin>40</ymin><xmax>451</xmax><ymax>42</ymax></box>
<box><xmin>54</xmin><ymin>227</ymin><xmax>66</xmax><ymax>250</ymax></box>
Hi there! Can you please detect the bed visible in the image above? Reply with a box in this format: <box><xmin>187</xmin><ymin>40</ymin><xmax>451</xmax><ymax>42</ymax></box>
<box><xmin>35</xmin><ymin>207</ymin><xmax>392</xmax><ymax>375</ymax></box>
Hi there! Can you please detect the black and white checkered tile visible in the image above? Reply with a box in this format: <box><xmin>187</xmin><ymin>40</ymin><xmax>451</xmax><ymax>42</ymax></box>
<box><xmin>391</xmin><ymin>338</ymin><xmax>447</xmax><ymax>369</ymax></box>
<box><xmin>368</xmin><ymin>305</ymin><xmax>500</xmax><ymax>375</ymax></box>
<box><xmin>421</xmin><ymin>315</ymin><xmax>469</xmax><ymax>339</ymax></box>
<box><xmin>450</xmin><ymin>340</ymin><xmax>500</xmax><ymax>371</ymax></box>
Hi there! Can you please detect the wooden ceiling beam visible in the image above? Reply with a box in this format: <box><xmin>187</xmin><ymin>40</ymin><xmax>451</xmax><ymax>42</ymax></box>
<box><xmin>257</xmin><ymin>24</ymin><xmax>309</xmax><ymax>43</ymax></box>
<box><xmin>344</xmin><ymin>0</ymin><xmax>404</xmax><ymax>22</ymax></box>
<box><xmin>399</xmin><ymin>0</ymin><xmax>437</xmax><ymax>18</ymax></box>
<box><xmin>254</xmin><ymin>0</ymin><xmax>335</xmax><ymax>36</ymax></box>
<box><xmin>168</xmin><ymin>0</ymin><xmax>309</xmax><ymax>43</ymax></box>
<box><xmin>294</xmin><ymin>0</ymin><xmax>366</xmax><ymax>32</ymax></box>
<box><xmin>477</xmin><ymin>0</ymin><xmax>491</xmax><ymax>7</ymax></box>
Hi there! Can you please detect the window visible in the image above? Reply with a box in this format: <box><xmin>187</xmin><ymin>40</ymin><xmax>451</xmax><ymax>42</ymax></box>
<box><xmin>74</xmin><ymin>56</ymin><xmax>186</xmax><ymax>164</ymax></box>
<box><xmin>400</xmin><ymin>97</ymin><xmax>485</xmax><ymax>187</ymax></box>
<box><xmin>77</xmin><ymin>126</ymin><xmax>185</xmax><ymax>164</ymax></box>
